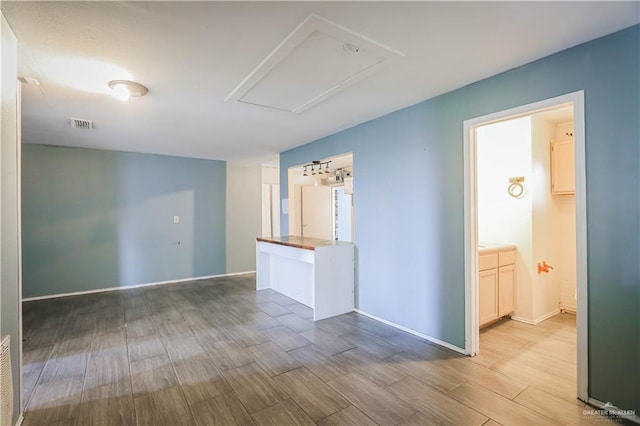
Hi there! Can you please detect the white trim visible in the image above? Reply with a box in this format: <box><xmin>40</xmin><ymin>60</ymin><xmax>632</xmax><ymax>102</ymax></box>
<box><xmin>463</xmin><ymin>91</ymin><xmax>588</xmax><ymax>400</ymax></box>
<box><xmin>14</xmin><ymin>413</ymin><xmax>23</xmax><ymax>426</ymax></box>
<box><xmin>355</xmin><ymin>309</ymin><xmax>466</xmax><ymax>355</ymax></box>
<box><xmin>587</xmin><ymin>398</ymin><xmax>640</xmax><ymax>424</ymax></box>
<box><xmin>16</xmin><ymin>78</ymin><xmax>24</xmax><ymax>420</ymax></box>
<box><xmin>560</xmin><ymin>306</ymin><xmax>577</xmax><ymax>314</ymax></box>
<box><xmin>509</xmin><ymin>316</ymin><xmax>536</xmax><ymax>325</ymax></box>
<box><xmin>463</xmin><ymin>113</ymin><xmax>479</xmax><ymax>355</ymax></box>
<box><xmin>225</xmin><ymin>14</ymin><xmax>403</xmax><ymax>114</ymax></box>
<box><xmin>573</xmin><ymin>91</ymin><xmax>588</xmax><ymax>402</ymax></box>
<box><xmin>22</xmin><ymin>271</ymin><xmax>256</xmax><ymax>302</ymax></box>
<box><xmin>511</xmin><ymin>309</ymin><xmax>560</xmax><ymax>325</ymax></box>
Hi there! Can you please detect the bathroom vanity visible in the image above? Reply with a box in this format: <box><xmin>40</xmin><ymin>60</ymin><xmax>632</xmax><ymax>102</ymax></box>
<box><xmin>478</xmin><ymin>244</ymin><xmax>517</xmax><ymax>327</ymax></box>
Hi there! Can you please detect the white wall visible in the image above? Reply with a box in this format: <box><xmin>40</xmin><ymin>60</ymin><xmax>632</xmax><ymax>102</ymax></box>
<box><xmin>477</xmin><ymin>117</ymin><xmax>534</xmax><ymax>320</ymax></box>
<box><xmin>1</xmin><ymin>11</ymin><xmax>22</xmax><ymax>423</ymax></box>
<box><xmin>262</xmin><ymin>166</ymin><xmax>279</xmax><ymax>185</ymax></box>
<box><xmin>260</xmin><ymin>166</ymin><xmax>280</xmax><ymax>237</ymax></box>
<box><xmin>226</xmin><ymin>162</ymin><xmax>262</xmax><ymax>273</ymax></box>
<box><xmin>553</xmin><ymin>122</ymin><xmax>577</xmax><ymax>311</ymax></box>
<box><xmin>531</xmin><ymin>115</ymin><xmax>561</xmax><ymax>319</ymax></box>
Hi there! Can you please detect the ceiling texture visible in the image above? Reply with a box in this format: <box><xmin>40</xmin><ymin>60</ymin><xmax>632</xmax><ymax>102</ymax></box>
<box><xmin>3</xmin><ymin>1</ymin><xmax>639</xmax><ymax>163</ymax></box>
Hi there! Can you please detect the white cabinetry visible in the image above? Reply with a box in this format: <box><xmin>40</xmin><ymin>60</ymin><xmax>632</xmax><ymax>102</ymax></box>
<box><xmin>498</xmin><ymin>263</ymin><xmax>516</xmax><ymax>316</ymax></box>
<box><xmin>479</xmin><ymin>247</ymin><xmax>516</xmax><ymax>328</ymax></box>
<box><xmin>344</xmin><ymin>176</ymin><xmax>353</xmax><ymax>195</ymax></box>
<box><xmin>551</xmin><ymin>138</ymin><xmax>575</xmax><ymax>194</ymax></box>
<box><xmin>256</xmin><ymin>236</ymin><xmax>354</xmax><ymax>321</ymax></box>
<box><xmin>479</xmin><ymin>267</ymin><xmax>499</xmax><ymax>326</ymax></box>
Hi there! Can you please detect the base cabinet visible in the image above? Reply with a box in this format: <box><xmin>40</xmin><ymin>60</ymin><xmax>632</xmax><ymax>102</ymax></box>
<box><xmin>479</xmin><ymin>269</ymin><xmax>499</xmax><ymax>326</ymax></box>
<box><xmin>498</xmin><ymin>264</ymin><xmax>516</xmax><ymax>316</ymax></box>
<box><xmin>479</xmin><ymin>248</ymin><xmax>516</xmax><ymax>328</ymax></box>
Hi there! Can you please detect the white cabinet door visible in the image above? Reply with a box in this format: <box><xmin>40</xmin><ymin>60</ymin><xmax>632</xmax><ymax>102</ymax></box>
<box><xmin>301</xmin><ymin>185</ymin><xmax>332</xmax><ymax>240</ymax></box>
<box><xmin>479</xmin><ymin>269</ymin><xmax>499</xmax><ymax>327</ymax></box>
<box><xmin>498</xmin><ymin>264</ymin><xmax>516</xmax><ymax>317</ymax></box>
<box><xmin>344</xmin><ymin>176</ymin><xmax>354</xmax><ymax>195</ymax></box>
<box><xmin>551</xmin><ymin>139</ymin><xmax>575</xmax><ymax>194</ymax></box>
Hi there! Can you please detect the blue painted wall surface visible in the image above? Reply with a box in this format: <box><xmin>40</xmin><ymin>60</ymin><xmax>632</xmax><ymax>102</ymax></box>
<box><xmin>22</xmin><ymin>145</ymin><xmax>226</xmax><ymax>298</ymax></box>
<box><xmin>280</xmin><ymin>26</ymin><xmax>639</xmax><ymax>410</ymax></box>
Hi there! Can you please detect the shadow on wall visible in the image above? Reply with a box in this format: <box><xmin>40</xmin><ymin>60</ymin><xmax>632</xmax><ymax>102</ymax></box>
<box><xmin>21</xmin><ymin>145</ymin><xmax>226</xmax><ymax>298</ymax></box>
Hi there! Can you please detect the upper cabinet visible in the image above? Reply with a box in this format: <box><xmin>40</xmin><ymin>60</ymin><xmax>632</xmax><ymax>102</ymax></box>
<box><xmin>344</xmin><ymin>176</ymin><xmax>354</xmax><ymax>195</ymax></box>
<box><xmin>551</xmin><ymin>121</ymin><xmax>575</xmax><ymax>195</ymax></box>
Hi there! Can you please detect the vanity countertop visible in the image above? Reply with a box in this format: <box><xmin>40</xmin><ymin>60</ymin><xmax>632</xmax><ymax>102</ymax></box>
<box><xmin>478</xmin><ymin>243</ymin><xmax>517</xmax><ymax>254</ymax></box>
<box><xmin>257</xmin><ymin>236</ymin><xmax>352</xmax><ymax>251</ymax></box>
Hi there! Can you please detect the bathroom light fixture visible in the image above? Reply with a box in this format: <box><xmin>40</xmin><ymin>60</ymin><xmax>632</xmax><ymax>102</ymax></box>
<box><xmin>108</xmin><ymin>80</ymin><xmax>148</xmax><ymax>102</ymax></box>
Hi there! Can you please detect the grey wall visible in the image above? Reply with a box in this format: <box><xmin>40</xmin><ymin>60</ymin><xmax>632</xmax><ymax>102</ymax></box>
<box><xmin>22</xmin><ymin>145</ymin><xmax>226</xmax><ymax>298</ymax></box>
<box><xmin>225</xmin><ymin>162</ymin><xmax>261</xmax><ymax>273</ymax></box>
<box><xmin>281</xmin><ymin>25</ymin><xmax>639</xmax><ymax>411</ymax></box>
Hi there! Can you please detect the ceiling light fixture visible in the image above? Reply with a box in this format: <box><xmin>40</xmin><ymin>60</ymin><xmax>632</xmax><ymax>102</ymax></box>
<box><xmin>303</xmin><ymin>160</ymin><xmax>332</xmax><ymax>176</ymax></box>
<box><xmin>108</xmin><ymin>80</ymin><xmax>148</xmax><ymax>102</ymax></box>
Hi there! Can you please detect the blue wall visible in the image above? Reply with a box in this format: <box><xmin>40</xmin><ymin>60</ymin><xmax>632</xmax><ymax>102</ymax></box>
<box><xmin>22</xmin><ymin>145</ymin><xmax>226</xmax><ymax>298</ymax></box>
<box><xmin>281</xmin><ymin>25</ymin><xmax>639</xmax><ymax>411</ymax></box>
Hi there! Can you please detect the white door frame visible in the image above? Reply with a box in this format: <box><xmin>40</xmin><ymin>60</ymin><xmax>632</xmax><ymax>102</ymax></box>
<box><xmin>463</xmin><ymin>90</ymin><xmax>588</xmax><ymax>402</ymax></box>
<box><xmin>17</xmin><ymin>79</ymin><xmax>24</xmax><ymax>413</ymax></box>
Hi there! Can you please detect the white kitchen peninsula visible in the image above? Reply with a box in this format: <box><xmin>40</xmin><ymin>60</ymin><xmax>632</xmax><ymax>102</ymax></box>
<box><xmin>256</xmin><ymin>236</ymin><xmax>354</xmax><ymax>321</ymax></box>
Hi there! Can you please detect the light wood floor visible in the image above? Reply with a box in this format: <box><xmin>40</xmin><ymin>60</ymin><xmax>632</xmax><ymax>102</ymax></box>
<box><xmin>22</xmin><ymin>274</ymin><xmax>607</xmax><ymax>425</ymax></box>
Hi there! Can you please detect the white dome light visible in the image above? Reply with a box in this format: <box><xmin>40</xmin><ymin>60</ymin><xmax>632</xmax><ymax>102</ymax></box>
<box><xmin>108</xmin><ymin>80</ymin><xmax>148</xmax><ymax>102</ymax></box>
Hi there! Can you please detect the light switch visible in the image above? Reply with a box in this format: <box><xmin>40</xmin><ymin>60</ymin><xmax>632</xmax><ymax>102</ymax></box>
<box><xmin>173</xmin><ymin>215</ymin><xmax>180</xmax><ymax>224</ymax></box>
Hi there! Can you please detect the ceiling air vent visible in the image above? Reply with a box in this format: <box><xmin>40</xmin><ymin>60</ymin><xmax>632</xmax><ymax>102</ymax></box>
<box><xmin>70</xmin><ymin>118</ymin><xmax>93</xmax><ymax>130</ymax></box>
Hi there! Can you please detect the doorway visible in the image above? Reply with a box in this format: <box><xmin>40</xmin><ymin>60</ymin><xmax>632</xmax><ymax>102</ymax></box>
<box><xmin>333</xmin><ymin>186</ymin><xmax>353</xmax><ymax>242</ymax></box>
<box><xmin>287</xmin><ymin>152</ymin><xmax>354</xmax><ymax>241</ymax></box>
<box><xmin>463</xmin><ymin>91</ymin><xmax>588</xmax><ymax>401</ymax></box>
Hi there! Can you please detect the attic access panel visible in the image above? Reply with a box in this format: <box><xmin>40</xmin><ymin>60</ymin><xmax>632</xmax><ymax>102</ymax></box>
<box><xmin>226</xmin><ymin>14</ymin><xmax>403</xmax><ymax>114</ymax></box>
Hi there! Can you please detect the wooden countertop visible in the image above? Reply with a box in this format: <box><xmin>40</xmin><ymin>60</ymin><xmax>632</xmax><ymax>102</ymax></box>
<box><xmin>257</xmin><ymin>236</ymin><xmax>352</xmax><ymax>251</ymax></box>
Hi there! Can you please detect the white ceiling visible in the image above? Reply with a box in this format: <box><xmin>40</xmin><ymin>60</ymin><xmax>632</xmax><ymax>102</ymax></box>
<box><xmin>3</xmin><ymin>1</ymin><xmax>638</xmax><ymax>163</ymax></box>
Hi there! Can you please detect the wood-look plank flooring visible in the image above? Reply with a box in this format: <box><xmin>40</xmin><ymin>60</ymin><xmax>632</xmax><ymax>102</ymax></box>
<box><xmin>22</xmin><ymin>274</ymin><xmax>609</xmax><ymax>425</ymax></box>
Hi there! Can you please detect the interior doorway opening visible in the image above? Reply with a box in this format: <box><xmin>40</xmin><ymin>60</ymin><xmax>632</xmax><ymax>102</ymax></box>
<box><xmin>287</xmin><ymin>152</ymin><xmax>354</xmax><ymax>241</ymax></box>
<box><xmin>463</xmin><ymin>91</ymin><xmax>588</xmax><ymax>402</ymax></box>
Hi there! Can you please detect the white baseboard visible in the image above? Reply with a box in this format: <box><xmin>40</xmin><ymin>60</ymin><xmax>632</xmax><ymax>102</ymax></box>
<box><xmin>560</xmin><ymin>305</ymin><xmax>577</xmax><ymax>314</ymax></box>
<box><xmin>510</xmin><ymin>316</ymin><xmax>536</xmax><ymax>325</ymax></box>
<box><xmin>22</xmin><ymin>271</ymin><xmax>256</xmax><ymax>302</ymax></box>
<box><xmin>512</xmin><ymin>308</ymin><xmax>561</xmax><ymax>325</ymax></box>
<box><xmin>587</xmin><ymin>397</ymin><xmax>639</xmax><ymax>424</ymax></box>
<box><xmin>354</xmin><ymin>309</ymin><xmax>466</xmax><ymax>355</ymax></box>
